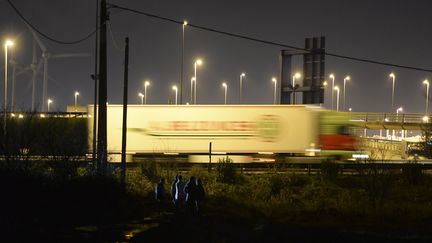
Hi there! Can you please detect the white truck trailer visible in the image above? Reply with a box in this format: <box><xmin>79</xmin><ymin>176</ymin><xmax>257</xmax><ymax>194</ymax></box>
<box><xmin>88</xmin><ymin>105</ymin><xmax>321</xmax><ymax>157</ymax></box>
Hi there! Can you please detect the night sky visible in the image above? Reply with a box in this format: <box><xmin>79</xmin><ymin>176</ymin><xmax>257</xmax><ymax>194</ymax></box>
<box><xmin>0</xmin><ymin>0</ymin><xmax>431</xmax><ymax>113</ymax></box>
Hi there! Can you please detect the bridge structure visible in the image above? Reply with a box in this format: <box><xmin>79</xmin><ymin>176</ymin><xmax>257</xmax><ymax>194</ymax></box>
<box><xmin>350</xmin><ymin>112</ymin><xmax>431</xmax><ymax>131</ymax></box>
<box><xmin>348</xmin><ymin>112</ymin><xmax>432</xmax><ymax>160</ymax></box>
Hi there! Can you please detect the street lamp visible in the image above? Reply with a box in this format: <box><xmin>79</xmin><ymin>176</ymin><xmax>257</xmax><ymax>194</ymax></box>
<box><xmin>172</xmin><ymin>85</ymin><xmax>178</xmax><ymax>105</ymax></box>
<box><xmin>322</xmin><ymin>81</ymin><xmax>328</xmax><ymax>107</ymax></box>
<box><xmin>144</xmin><ymin>80</ymin><xmax>150</xmax><ymax>104</ymax></box>
<box><xmin>4</xmin><ymin>40</ymin><xmax>13</xmax><ymax>114</ymax></box>
<box><xmin>292</xmin><ymin>72</ymin><xmax>301</xmax><ymax>104</ymax></box>
<box><xmin>343</xmin><ymin>76</ymin><xmax>351</xmax><ymax>111</ymax></box>
<box><xmin>3</xmin><ymin>40</ymin><xmax>13</xmax><ymax>135</ymax></box>
<box><xmin>190</xmin><ymin>77</ymin><xmax>195</xmax><ymax>103</ymax></box>
<box><xmin>74</xmin><ymin>91</ymin><xmax>79</xmax><ymax>107</ymax></box>
<box><xmin>389</xmin><ymin>73</ymin><xmax>396</xmax><ymax>111</ymax></box>
<box><xmin>138</xmin><ymin>92</ymin><xmax>144</xmax><ymax>104</ymax></box>
<box><xmin>272</xmin><ymin>77</ymin><xmax>277</xmax><ymax>104</ymax></box>
<box><xmin>194</xmin><ymin>58</ymin><xmax>203</xmax><ymax>104</ymax></box>
<box><xmin>424</xmin><ymin>79</ymin><xmax>429</xmax><ymax>114</ymax></box>
<box><xmin>334</xmin><ymin>86</ymin><xmax>340</xmax><ymax>111</ymax></box>
<box><xmin>239</xmin><ymin>73</ymin><xmax>246</xmax><ymax>103</ymax></box>
<box><xmin>396</xmin><ymin>107</ymin><xmax>403</xmax><ymax>139</ymax></box>
<box><xmin>47</xmin><ymin>99</ymin><xmax>53</xmax><ymax>112</ymax></box>
<box><xmin>222</xmin><ymin>82</ymin><xmax>227</xmax><ymax>104</ymax></box>
<box><xmin>396</xmin><ymin>107</ymin><xmax>403</xmax><ymax>114</ymax></box>
<box><xmin>180</xmin><ymin>21</ymin><xmax>188</xmax><ymax>104</ymax></box>
<box><xmin>329</xmin><ymin>74</ymin><xmax>335</xmax><ymax>109</ymax></box>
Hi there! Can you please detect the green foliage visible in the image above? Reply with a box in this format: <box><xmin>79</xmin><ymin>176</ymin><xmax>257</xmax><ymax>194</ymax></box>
<box><xmin>5</xmin><ymin>160</ymin><xmax>432</xmax><ymax>236</ymax></box>
<box><xmin>0</xmin><ymin>114</ymin><xmax>87</xmax><ymax>159</ymax></box>
<box><xmin>125</xmin><ymin>168</ymin><xmax>154</xmax><ymax>197</ymax></box>
<box><xmin>140</xmin><ymin>158</ymin><xmax>159</xmax><ymax>182</ymax></box>
<box><xmin>320</xmin><ymin>158</ymin><xmax>340</xmax><ymax>179</ymax></box>
<box><xmin>215</xmin><ymin>156</ymin><xmax>238</xmax><ymax>183</ymax></box>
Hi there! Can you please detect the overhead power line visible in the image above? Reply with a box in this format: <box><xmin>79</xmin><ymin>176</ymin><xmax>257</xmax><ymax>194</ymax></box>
<box><xmin>108</xmin><ymin>3</ymin><xmax>432</xmax><ymax>73</ymax></box>
<box><xmin>7</xmin><ymin>0</ymin><xmax>97</xmax><ymax>45</ymax></box>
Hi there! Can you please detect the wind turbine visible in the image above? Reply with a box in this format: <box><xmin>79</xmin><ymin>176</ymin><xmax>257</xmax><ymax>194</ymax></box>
<box><xmin>12</xmin><ymin>41</ymin><xmax>42</xmax><ymax>112</ymax></box>
<box><xmin>25</xmin><ymin>23</ymin><xmax>90</xmax><ymax>112</ymax></box>
<box><xmin>30</xmin><ymin>40</ymin><xmax>43</xmax><ymax>111</ymax></box>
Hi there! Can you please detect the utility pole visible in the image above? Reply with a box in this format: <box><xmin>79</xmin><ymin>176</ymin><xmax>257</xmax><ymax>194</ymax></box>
<box><xmin>92</xmin><ymin>0</ymin><xmax>99</xmax><ymax>167</ymax></box>
<box><xmin>121</xmin><ymin>37</ymin><xmax>129</xmax><ymax>186</ymax></box>
<box><xmin>97</xmin><ymin>0</ymin><xmax>108</xmax><ymax>175</ymax></box>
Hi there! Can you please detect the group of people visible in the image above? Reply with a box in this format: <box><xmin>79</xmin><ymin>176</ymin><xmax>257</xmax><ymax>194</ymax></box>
<box><xmin>155</xmin><ymin>175</ymin><xmax>205</xmax><ymax>216</ymax></box>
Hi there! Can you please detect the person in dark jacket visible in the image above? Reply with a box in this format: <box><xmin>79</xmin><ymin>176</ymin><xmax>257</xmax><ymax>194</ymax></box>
<box><xmin>196</xmin><ymin>178</ymin><xmax>205</xmax><ymax>216</ymax></box>
<box><xmin>175</xmin><ymin>175</ymin><xmax>186</xmax><ymax>212</ymax></box>
<box><xmin>184</xmin><ymin>176</ymin><xmax>197</xmax><ymax>216</ymax></box>
<box><xmin>155</xmin><ymin>177</ymin><xmax>165</xmax><ymax>214</ymax></box>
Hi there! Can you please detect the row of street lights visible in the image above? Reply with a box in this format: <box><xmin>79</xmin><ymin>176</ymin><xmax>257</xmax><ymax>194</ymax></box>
<box><xmin>135</xmin><ymin>75</ymin><xmax>279</xmax><ymax>105</ymax></box>
<box><xmin>327</xmin><ymin>74</ymin><xmax>351</xmax><ymax>111</ymax></box>
<box><xmin>328</xmin><ymin>73</ymin><xmax>430</xmax><ymax>114</ymax></box>
<box><xmin>70</xmin><ymin>72</ymin><xmax>429</xmax><ymax>111</ymax></box>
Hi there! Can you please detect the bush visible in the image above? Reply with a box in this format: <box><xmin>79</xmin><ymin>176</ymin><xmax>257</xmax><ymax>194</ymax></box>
<box><xmin>125</xmin><ymin>168</ymin><xmax>154</xmax><ymax>197</ymax></box>
<box><xmin>140</xmin><ymin>158</ymin><xmax>159</xmax><ymax>182</ymax></box>
<box><xmin>320</xmin><ymin>158</ymin><xmax>340</xmax><ymax>179</ymax></box>
<box><xmin>215</xmin><ymin>156</ymin><xmax>238</xmax><ymax>184</ymax></box>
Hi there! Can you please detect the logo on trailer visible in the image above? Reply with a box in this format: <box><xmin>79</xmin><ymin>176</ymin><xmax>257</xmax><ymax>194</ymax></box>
<box><xmin>256</xmin><ymin>115</ymin><xmax>281</xmax><ymax>142</ymax></box>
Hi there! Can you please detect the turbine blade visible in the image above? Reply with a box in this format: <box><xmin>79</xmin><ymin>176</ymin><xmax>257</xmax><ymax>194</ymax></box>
<box><xmin>24</xmin><ymin>22</ymin><xmax>47</xmax><ymax>53</ymax></box>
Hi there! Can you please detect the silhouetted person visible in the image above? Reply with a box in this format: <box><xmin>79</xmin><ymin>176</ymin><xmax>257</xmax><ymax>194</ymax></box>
<box><xmin>170</xmin><ymin>175</ymin><xmax>179</xmax><ymax>206</ymax></box>
<box><xmin>155</xmin><ymin>177</ymin><xmax>165</xmax><ymax>214</ymax></box>
<box><xmin>175</xmin><ymin>175</ymin><xmax>186</xmax><ymax>212</ymax></box>
<box><xmin>184</xmin><ymin>176</ymin><xmax>197</xmax><ymax>216</ymax></box>
<box><xmin>196</xmin><ymin>178</ymin><xmax>205</xmax><ymax>216</ymax></box>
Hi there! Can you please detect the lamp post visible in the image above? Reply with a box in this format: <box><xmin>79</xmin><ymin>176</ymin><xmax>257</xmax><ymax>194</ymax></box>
<box><xmin>172</xmin><ymin>85</ymin><xmax>178</xmax><ymax>105</ymax></box>
<box><xmin>138</xmin><ymin>92</ymin><xmax>144</xmax><ymax>104</ymax></box>
<box><xmin>3</xmin><ymin>40</ymin><xmax>13</xmax><ymax>135</ymax></box>
<box><xmin>144</xmin><ymin>80</ymin><xmax>150</xmax><ymax>104</ymax></box>
<box><xmin>322</xmin><ymin>81</ymin><xmax>328</xmax><ymax>107</ymax></box>
<box><xmin>239</xmin><ymin>73</ymin><xmax>245</xmax><ymax>103</ymax></box>
<box><xmin>389</xmin><ymin>73</ymin><xmax>395</xmax><ymax>111</ymax></box>
<box><xmin>396</xmin><ymin>107</ymin><xmax>403</xmax><ymax>117</ymax></box>
<box><xmin>395</xmin><ymin>107</ymin><xmax>403</xmax><ymax>139</ymax></box>
<box><xmin>180</xmin><ymin>21</ymin><xmax>187</xmax><ymax>104</ymax></box>
<box><xmin>334</xmin><ymin>86</ymin><xmax>340</xmax><ymax>112</ymax></box>
<box><xmin>193</xmin><ymin>59</ymin><xmax>202</xmax><ymax>104</ymax></box>
<box><xmin>47</xmin><ymin>99</ymin><xmax>53</xmax><ymax>112</ymax></box>
<box><xmin>222</xmin><ymin>82</ymin><xmax>227</xmax><ymax>104</ymax></box>
<box><xmin>190</xmin><ymin>77</ymin><xmax>195</xmax><ymax>103</ymax></box>
<box><xmin>272</xmin><ymin>77</ymin><xmax>277</xmax><ymax>104</ymax></box>
<box><xmin>292</xmin><ymin>73</ymin><xmax>301</xmax><ymax>104</ymax></box>
<box><xmin>343</xmin><ymin>76</ymin><xmax>351</xmax><ymax>111</ymax></box>
<box><xmin>423</xmin><ymin>79</ymin><xmax>429</xmax><ymax>114</ymax></box>
<box><xmin>329</xmin><ymin>74</ymin><xmax>335</xmax><ymax>109</ymax></box>
<box><xmin>4</xmin><ymin>40</ymin><xmax>13</xmax><ymax>113</ymax></box>
<box><xmin>74</xmin><ymin>91</ymin><xmax>79</xmax><ymax>107</ymax></box>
